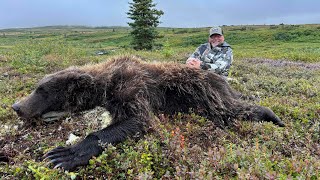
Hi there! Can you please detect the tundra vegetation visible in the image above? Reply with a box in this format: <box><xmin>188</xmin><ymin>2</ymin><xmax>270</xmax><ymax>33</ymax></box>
<box><xmin>0</xmin><ymin>24</ymin><xmax>319</xmax><ymax>179</ymax></box>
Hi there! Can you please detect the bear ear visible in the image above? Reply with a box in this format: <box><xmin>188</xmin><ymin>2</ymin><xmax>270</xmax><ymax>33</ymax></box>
<box><xmin>76</xmin><ymin>73</ymin><xmax>93</xmax><ymax>87</ymax></box>
<box><xmin>67</xmin><ymin>72</ymin><xmax>94</xmax><ymax>92</ymax></box>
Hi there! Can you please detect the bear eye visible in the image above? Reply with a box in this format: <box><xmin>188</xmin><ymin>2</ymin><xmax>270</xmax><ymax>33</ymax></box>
<box><xmin>36</xmin><ymin>86</ymin><xmax>48</xmax><ymax>95</ymax></box>
<box><xmin>35</xmin><ymin>87</ymin><xmax>50</xmax><ymax>100</ymax></box>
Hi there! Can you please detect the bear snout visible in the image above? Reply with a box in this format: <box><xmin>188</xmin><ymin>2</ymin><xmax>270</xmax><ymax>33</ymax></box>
<box><xmin>12</xmin><ymin>103</ymin><xmax>21</xmax><ymax>114</ymax></box>
<box><xmin>12</xmin><ymin>102</ymin><xmax>31</xmax><ymax>118</ymax></box>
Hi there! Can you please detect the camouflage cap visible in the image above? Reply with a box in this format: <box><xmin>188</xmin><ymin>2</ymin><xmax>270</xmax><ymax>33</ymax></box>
<box><xmin>209</xmin><ymin>26</ymin><xmax>223</xmax><ymax>36</ymax></box>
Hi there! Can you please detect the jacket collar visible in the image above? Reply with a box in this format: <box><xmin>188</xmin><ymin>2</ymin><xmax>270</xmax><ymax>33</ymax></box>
<box><xmin>208</xmin><ymin>41</ymin><xmax>231</xmax><ymax>49</ymax></box>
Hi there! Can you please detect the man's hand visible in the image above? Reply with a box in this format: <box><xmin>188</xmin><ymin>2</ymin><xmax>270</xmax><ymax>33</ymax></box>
<box><xmin>186</xmin><ymin>58</ymin><xmax>201</xmax><ymax>69</ymax></box>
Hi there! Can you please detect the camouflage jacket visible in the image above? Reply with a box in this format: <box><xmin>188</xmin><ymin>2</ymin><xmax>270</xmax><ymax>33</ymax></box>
<box><xmin>189</xmin><ymin>42</ymin><xmax>233</xmax><ymax>76</ymax></box>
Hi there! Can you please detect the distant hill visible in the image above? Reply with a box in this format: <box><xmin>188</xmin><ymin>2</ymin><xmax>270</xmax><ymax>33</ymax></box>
<box><xmin>0</xmin><ymin>25</ymin><xmax>131</xmax><ymax>32</ymax></box>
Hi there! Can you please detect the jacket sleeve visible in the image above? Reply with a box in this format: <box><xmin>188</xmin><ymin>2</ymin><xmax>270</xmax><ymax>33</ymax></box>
<box><xmin>188</xmin><ymin>44</ymin><xmax>207</xmax><ymax>60</ymax></box>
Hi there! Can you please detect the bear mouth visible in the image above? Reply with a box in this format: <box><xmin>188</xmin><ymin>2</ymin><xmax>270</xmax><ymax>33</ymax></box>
<box><xmin>41</xmin><ymin>111</ymin><xmax>68</xmax><ymax>122</ymax></box>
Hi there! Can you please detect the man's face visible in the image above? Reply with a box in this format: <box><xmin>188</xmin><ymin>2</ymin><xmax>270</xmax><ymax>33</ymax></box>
<box><xmin>210</xmin><ymin>34</ymin><xmax>224</xmax><ymax>43</ymax></box>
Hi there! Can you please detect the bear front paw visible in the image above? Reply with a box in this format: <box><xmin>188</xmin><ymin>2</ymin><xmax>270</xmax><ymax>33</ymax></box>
<box><xmin>44</xmin><ymin>137</ymin><xmax>102</xmax><ymax>170</ymax></box>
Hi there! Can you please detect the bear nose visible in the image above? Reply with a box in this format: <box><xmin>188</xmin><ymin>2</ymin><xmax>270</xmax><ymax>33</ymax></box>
<box><xmin>12</xmin><ymin>103</ymin><xmax>20</xmax><ymax>113</ymax></box>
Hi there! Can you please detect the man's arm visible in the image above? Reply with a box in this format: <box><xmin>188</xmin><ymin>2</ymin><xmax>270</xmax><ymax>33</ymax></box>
<box><xmin>187</xmin><ymin>44</ymin><xmax>205</xmax><ymax>60</ymax></box>
<box><xmin>186</xmin><ymin>46</ymin><xmax>202</xmax><ymax>68</ymax></box>
<box><xmin>186</xmin><ymin>44</ymin><xmax>208</xmax><ymax>68</ymax></box>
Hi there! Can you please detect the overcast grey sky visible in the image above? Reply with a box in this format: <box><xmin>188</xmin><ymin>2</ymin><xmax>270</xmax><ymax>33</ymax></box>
<box><xmin>1</xmin><ymin>0</ymin><xmax>320</xmax><ymax>29</ymax></box>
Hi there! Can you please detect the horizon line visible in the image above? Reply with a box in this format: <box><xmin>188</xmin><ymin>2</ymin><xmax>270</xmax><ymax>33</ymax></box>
<box><xmin>1</xmin><ymin>23</ymin><xmax>319</xmax><ymax>30</ymax></box>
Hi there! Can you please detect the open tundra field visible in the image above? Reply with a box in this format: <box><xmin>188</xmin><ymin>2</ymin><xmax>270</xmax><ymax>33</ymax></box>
<box><xmin>0</xmin><ymin>25</ymin><xmax>319</xmax><ymax>179</ymax></box>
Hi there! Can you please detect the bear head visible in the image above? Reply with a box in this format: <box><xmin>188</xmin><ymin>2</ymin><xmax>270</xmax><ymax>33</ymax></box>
<box><xmin>12</xmin><ymin>68</ymin><xmax>95</xmax><ymax>122</ymax></box>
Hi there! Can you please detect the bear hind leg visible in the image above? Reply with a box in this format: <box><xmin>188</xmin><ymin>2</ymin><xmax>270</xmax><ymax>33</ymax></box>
<box><xmin>249</xmin><ymin>105</ymin><xmax>285</xmax><ymax>127</ymax></box>
<box><xmin>236</xmin><ymin>105</ymin><xmax>285</xmax><ymax>127</ymax></box>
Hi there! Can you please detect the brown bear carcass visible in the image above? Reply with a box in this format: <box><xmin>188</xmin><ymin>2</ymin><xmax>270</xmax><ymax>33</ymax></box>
<box><xmin>12</xmin><ymin>56</ymin><xmax>285</xmax><ymax>170</ymax></box>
